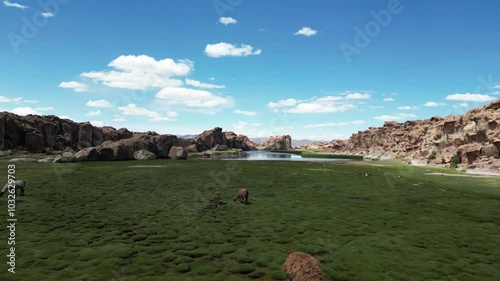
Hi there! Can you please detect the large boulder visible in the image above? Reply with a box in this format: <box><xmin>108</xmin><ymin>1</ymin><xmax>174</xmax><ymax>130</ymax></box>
<box><xmin>75</xmin><ymin>147</ymin><xmax>98</xmax><ymax>162</ymax></box>
<box><xmin>194</xmin><ymin>127</ymin><xmax>227</xmax><ymax>150</ymax></box>
<box><xmin>25</xmin><ymin>130</ymin><xmax>45</xmax><ymax>153</ymax></box>
<box><xmin>155</xmin><ymin>134</ymin><xmax>179</xmax><ymax>158</ymax></box>
<box><xmin>257</xmin><ymin>135</ymin><xmax>292</xmax><ymax>150</ymax></box>
<box><xmin>483</xmin><ymin>144</ymin><xmax>499</xmax><ymax>158</ymax></box>
<box><xmin>77</xmin><ymin>123</ymin><xmax>93</xmax><ymax>149</ymax></box>
<box><xmin>168</xmin><ymin>146</ymin><xmax>187</xmax><ymax>160</ymax></box>
<box><xmin>92</xmin><ymin>127</ymin><xmax>104</xmax><ymax>146</ymax></box>
<box><xmin>54</xmin><ymin>151</ymin><xmax>76</xmax><ymax>163</ymax></box>
<box><xmin>457</xmin><ymin>143</ymin><xmax>483</xmax><ymax>164</ymax></box>
<box><xmin>134</xmin><ymin>150</ymin><xmax>156</xmax><ymax>160</ymax></box>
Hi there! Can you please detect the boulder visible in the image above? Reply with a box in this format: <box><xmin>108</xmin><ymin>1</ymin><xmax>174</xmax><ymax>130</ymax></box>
<box><xmin>75</xmin><ymin>147</ymin><xmax>98</xmax><ymax>162</ymax></box>
<box><xmin>168</xmin><ymin>146</ymin><xmax>187</xmax><ymax>160</ymax></box>
<box><xmin>457</xmin><ymin>144</ymin><xmax>483</xmax><ymax>164</ymax></box>
<box><xmin>134</xmin><ymin>150</ymin><xmax>157</xmax><ymax>160</ymax></box>
<box><xmin>483</xmin><ymin>144</ymin><xmax>499</xmax><ymax>158</ymax></box>
<box><xmin>257</xmin><ymin>135</ymin><xmax>292</xmax><ymax>150</ymax></box>
<box><xmin>77</xmin><ymin>123</ymin><xmax>93</xmax><ymax>149</ymax></box>
<box><xmin>155</xmin><ymin>134</ymin><xmax>179</xmax><ymax>158</ymax></box>
<box><xmin>194</xmin><ymin>127</ymin><xmax>227</xmax><ymax>150</ymax></box>
<box><xmin>25</xmin><ymin>130</ymin><xmax>45</xmax><ymax>153</ymax></box>
<box><xmin>92</xmin><ymin>127</ymin><xmax>104</xmax><ymax>146</ymax></box>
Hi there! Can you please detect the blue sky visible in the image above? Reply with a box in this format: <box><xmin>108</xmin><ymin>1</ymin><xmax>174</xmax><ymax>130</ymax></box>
<box><xmin>1</xmin><ymin>0</ymin><xmax>499</xmax><ymax>140</ymax></box>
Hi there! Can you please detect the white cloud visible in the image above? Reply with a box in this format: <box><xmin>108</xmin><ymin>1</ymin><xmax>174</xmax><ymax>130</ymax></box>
<box><xmin>118</xmin><ymin>104</ymin><xmax>177</xmax><ymax>121</ymax></box>
<box><xmin>234</xmin><ymin>109</ymin><xmax>257</xmax><ymax>116</ymax></box>
<box><xmin>294</xmin><ymin>27</ymin><xmax>318</xmax><ymax>37</ymax></box>
<box><xmin>268</xmin><ymin>95</ymin><xmax>359</xmax><ymax>114</ymax></box>
<box><xmin>89</xmin><ymin>121</ymin><xmax>104</xmax><ymax>127</ymax></box>
<box><xmin>204</xmin><ymin>42</ymin><xmax>262</xmax><ymax>58</ymax></box>
<box><xmin>156</xmin><ymin>87</ymin><xmax>233</xmax><ymax>108</ymax></box>
<box><xmin>267</xmin><ymin>98</ymin><xmax>299</xmax><ymax>109</ymax></box>
<box><xmin>112</xmin><ymin>115</ymin><xmax>126</xmax><ymax>122</ymax></box>
<box><xmin>304</xmin><ymin>120</ymin><xmax>365</xmax><ymax>128</ymax></box>
<box><xmin>453</xmin><ymin>102</ymin><xmax>469</xmax><ymax>108</ymax></box>
<box><xmin>446</xmin><ymin>93</ymin><xmax>496</xmax><ymax>102</ymax></box>
<box><xmin>86</xmin><ymin>99</ymin><xmax>113</xmax><ymax>108</ymax></box>
<box><xmin>11</xmin><ymin>107</ymin><xmax>52</xmax><ymax>116</ymax></box>
<box><xmin>0</xmin><ymin>96</ymin><xmax>22</xmax><ymax>103</ymax></box>
<box><xmin>492</xmin><ymin>91</ymin><xmax>500</xmax><ymax>95</ymax></box>
<box><xmin>345</xmin><ymin>93</ymin><xmax>371</xmax><ymax>100</ymax></box>
<box><xmin>185</xmin><ymin>78</ymin><xmax>225</xmax><ymax>89</ymax></box>
<box><xmin>369</xmin><ymin>105</ymin><xmax>384</xmax><ymax>109</ymax></box>
<box><xmin>23</xmin><ymin>99</ymin><xmax>39</xmax><ymax>104</ymax></box>
<box><xmin>3</xmin><ymin>1</ymin><xmax>28</xmax><ymax>9</ymax></box>
<box><xmin>383</xmin><ymin>98</ymin><xmax>395</xmax><ymax>102</ymax></box>
<box><xmin>86</xmin><ymin>110</ymin><xmax>101</xmax><ymax>116</ymax></box>
<box><xmin>41</xmin><ymin>12</ymin><xmax>54</xmax><ymax>17</ymax></box>
<box><xmin>397</xmin><ymin>106</ymin><xmax>419</xmax><ymax>110</ymax></box>
<box><xmin>81</xmin><ymin>55</ymin><xmax>191</xmax><ymax>90</ymax></box>
<box><xmin>218</xmin><ymin>17</ymin><xmax>237</xmax><ymax>25</ymax></box>
<box><xmin>423</xmin><ymin>101</ymin><xmax>446</xmax><ymax>107</ymax></box>
<box><xmin>59</xmin><ymin>81</ymin><xmax>88</xmax><ymax>92</ymax></box>
<box><xmin>493</xmin><ymin>85</ymin><xmax>500</xmax><ymax>89</ymax></box>
<box><xmin>208</xmin><ymin>77</ymin><xmax>216</xmax><ymax>81</ymax></box>
<box><xmin>374</xmin><ymin>113</ymin><xmax>416</xmax><ymax>121</ymax></box>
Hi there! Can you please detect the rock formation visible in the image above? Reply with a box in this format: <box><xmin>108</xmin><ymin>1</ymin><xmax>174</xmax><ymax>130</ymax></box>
<box><xmin>0</xmin><ymin>112</ymin><xmax>133</xmax><ymax>153</ymax></box>
<box><xmin>256</xmin><ymin>135</ymin><xmax>292</xmax><ymax>150</ymax></box>
<box><xmin>313</xmin><ymin>99</ymin><xmax>500</xmax><ymax>170</ymax></box>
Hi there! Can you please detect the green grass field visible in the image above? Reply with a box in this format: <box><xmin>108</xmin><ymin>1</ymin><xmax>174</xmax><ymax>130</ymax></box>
<box><xmin>0</xmin><ymin>159</ymin><xmax>499</xmax><ymax>281</ymax></box>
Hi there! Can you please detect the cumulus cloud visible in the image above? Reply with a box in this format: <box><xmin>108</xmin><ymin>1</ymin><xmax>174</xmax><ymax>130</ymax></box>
<box><xmin>156</xmin><ymin>87</ymin><xmax>233</xmax><ymax>108</ymax></box>
<box><xmin>374</xmin><ymin>113</ymin><xmax>416</xmax><ymax>121</ymax></box>
<box><xmin>204</xmin><ymin>42</ymin><xmax>262</xmax><ymax>58</ymax></box>
<box><xmin>81</xmin><ymin>55</ymin><xmax>191</xmax><ymax>90</ymax></box>
<box><xmin>446</xmin><ymin>93</ymin><xmax>496</xmax><ymax>102</ymax></box>
<box><xmin>397</xmin><ymin>106</ymin><xmax>419</xmax><ymax>110</ymax></box>
<box><xmin>345</xmin><ymin>92</ymin><xmax>371</xmax><ymax>100</ymax></box>
<box><xmin>86</xmin><ymin>99</ymin><xmax>113</xmax><ymax>108</ymax></box>
<box><xmin>218</xmin><ymin>17</ymin><xmax>237</xmax><ymax>25</ymax></box>
<box><xmin>267</xmin><ymin>98</ymin><xmax>299</xmax><ymax>109</ymax></box>
<box><xmin>294</xmin><ymin>27</ymin><xmax>318</xmax><ymax>36</ymax></box>
<box><xmin>58</xmin><ymin>81</ymin><xmax>89</xmax><ymax>92</ymax></box>
<box><xmin>383</xmin><ymin>98</ymin><xmax>395</xmax><ymax>102</ymax></box>
<box><xmin>423</xmin><ymin>101</ymin><xmax>446</xmax><ymax>107</ymax></box>
<box><xmin>267</xmin><ymin>92</ymin><xmax>367</xmax><ymax>114</ymax></box>
<box><xmin>3</xmin><ymin>1</ymin><xmax>28</xmax><ymax>9</ymax></box>
<box><xmin>118</xmin><ymin>104</ymin><xmax>177</xmax><ymax>121</ymax></box>
<box><xmin>0</xmin><ymin>96</ymin><xmax>22</xmax><ymax>103</ymax></box>
<box><xmin>453</xmin><ymin>102</ymin><xmax>469</xmax><ymax>108</ymax></box>
<box><xmin>185</xmin><ymin>79</ymin><xmax>225</xmax><ymax>89</ymax></box>
<box><xmin>304</xmin><ymin>120</ymin><xmax>365</xmax><ymax>128</ymax></box>
<box><xmin>86</xmin><ymin>110</ymin><xmax>101</xmax><ymax>116</ymax></box>
<box><xmin>41</xmin><ymin>12</ymin><xmax>54</xmax><ymax>17</ymax></box>
<box><xmin>369</xmin><ymin>105</ymin><xmax>384</xmax><ymax>109</ymax></box>
<box><xmin>11</xmin><ymin>107</ymin><xmax>53</xmax><ymax>116</ymax></box>
<box><xmin>234</xmin><ymin>109</ymin><xmax>257</xmax><ymax>116</ymax></box>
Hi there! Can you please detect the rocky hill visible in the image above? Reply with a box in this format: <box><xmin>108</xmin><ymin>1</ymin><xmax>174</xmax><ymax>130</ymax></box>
<box><xmin>315</xmin><ymin>99</ymin><xmax>500</xmax><ymax>171</ymax></box>
<box><xmin>255</xmin><ymin>135</ymin><xmax>292</xmax><ymax>150</ymax></box>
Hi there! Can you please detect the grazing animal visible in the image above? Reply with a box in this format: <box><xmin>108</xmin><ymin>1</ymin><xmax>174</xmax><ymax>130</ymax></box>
<box><xmin>283</xmin><ymin>251</ymin><xmax>324</xmax><ymax>281</ymax></box>
<box><xmin>0</xmin><ymin>180</ymin><xmax>26</xmax><ymax>197</ymax></box>
<box><xmin>233</xmin><ymin>188</ymin><xmax>249</xmax><ymax>204</ymax></box>
<box><xmin>365</xmin><ymin>173</ymin><xmax>371</xmax><ymax>177</ymax></box>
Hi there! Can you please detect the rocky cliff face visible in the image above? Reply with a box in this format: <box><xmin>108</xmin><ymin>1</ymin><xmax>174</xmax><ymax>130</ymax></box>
<box><xmin>0</xmin><ymin>112</ymin><xmax>133</xmax><ymax>153</ymax></box>
<box><xmin>318</xmin><ymin>99</ymin><xmax>500</xmax><ymax>170</ymax></box>
<box><xmin>256</xmin><ymin>135</ymin><xmax>292</xmax><ymax>150</ymax></box>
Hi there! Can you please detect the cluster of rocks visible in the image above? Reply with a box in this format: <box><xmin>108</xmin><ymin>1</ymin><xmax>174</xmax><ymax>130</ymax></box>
<box><xmin>309</xmin><ymin>99</ymin><xmax>500</xmax><ymax>171</ymax></box>
<box><xmin>255</xmin><ymin>135</ymin><xmax>292</xmax><ymax>150</ymax></box>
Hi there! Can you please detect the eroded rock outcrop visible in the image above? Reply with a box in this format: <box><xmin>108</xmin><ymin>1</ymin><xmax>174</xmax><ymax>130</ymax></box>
<box><xmin>310</xmin><ymin>99</ymin><xmax>500</xmax><ymax>170</ymax></box>
<box><xmin>256</xmin><ymin>135</ymin><xmax>292</xmax><ymax>150</ymax></box>
<box><xmin>0</xmin><ymin>112</ymin><xmax>133</xmax><ymax>153</ymax></box>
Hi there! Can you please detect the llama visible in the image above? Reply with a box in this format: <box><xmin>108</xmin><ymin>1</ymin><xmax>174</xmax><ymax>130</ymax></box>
<box><xmin>233</xmin><ymin>188</ymin><xmax>249</xmax><ymax>204</ymax></box>
<box><xmin>0</xmin><ymin>180</ymin><xmax>26</xmax><ymax>197</ymax></box>
<box><xmin>283</xmin><ymin>251</ymin><xmax>324</xmax><ymax>281</ymax></box>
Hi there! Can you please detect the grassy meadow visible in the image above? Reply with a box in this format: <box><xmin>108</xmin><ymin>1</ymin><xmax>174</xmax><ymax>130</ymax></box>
<box><xmin>0</xmin><ymin>159</ymin><xmax>499</xmax><ymax>281</ymax></box>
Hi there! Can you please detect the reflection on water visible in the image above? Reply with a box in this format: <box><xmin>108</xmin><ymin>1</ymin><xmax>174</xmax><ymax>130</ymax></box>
<box><xmin>220</xmin><ymin>151</ymin><xmax>349</xmax><ymax>162</ymax></box>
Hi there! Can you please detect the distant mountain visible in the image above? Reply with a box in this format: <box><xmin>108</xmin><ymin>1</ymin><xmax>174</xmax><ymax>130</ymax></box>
<box><xmin>292</xmin><ymin>139</ymin><xmax>328</xmax><ymax>147</ymax></box>
<box><xmin>250</xmin><ymin>137</ymin><xmax>326</xmax><ymax>146</ymax></box>
<box><xmin>177</xmin><ymin>134</ymin><xmax>198</xmax><ymax>139</ymax></box>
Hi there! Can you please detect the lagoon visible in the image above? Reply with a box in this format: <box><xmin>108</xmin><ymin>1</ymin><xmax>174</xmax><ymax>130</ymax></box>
<box><xmin>219</xmin><ymin>151</ymin><xmax>352</xmax><ymax>161</ymax></box>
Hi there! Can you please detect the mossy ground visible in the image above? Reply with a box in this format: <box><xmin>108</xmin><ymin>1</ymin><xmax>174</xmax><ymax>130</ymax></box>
<box><xmin>0</xmin><ymin>159</ymin><xmax>499</xmax><ymax>280</ymax></box>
